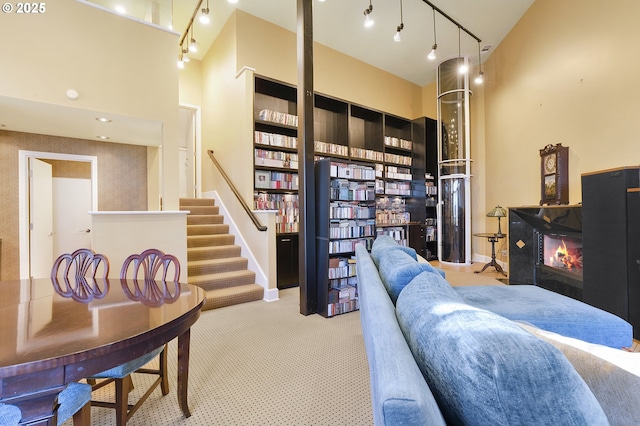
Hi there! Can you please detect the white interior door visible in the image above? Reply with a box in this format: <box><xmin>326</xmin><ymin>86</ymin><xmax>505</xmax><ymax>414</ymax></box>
<box><xmin>53</xmin><ymin>177</ymin><xmax>92</xmax><ymax>255</ymax></box>
<box><xmin>29</xmin><ymin>158</ymin><xmax>53</xmax><ymax>278</ymax></box>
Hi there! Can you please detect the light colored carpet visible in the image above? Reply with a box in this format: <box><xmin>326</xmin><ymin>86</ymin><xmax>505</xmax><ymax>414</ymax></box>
<box><xmin>69</xmin><ymin>287</ymin><xmax>373</xmax><ymax>425</ymax></box>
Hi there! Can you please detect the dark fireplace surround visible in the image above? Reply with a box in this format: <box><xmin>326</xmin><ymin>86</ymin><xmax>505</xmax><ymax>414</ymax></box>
<box><xmin>509</xmin><ymin>206</ymin><xmax>583</xmax><ymax>301</ymax></box>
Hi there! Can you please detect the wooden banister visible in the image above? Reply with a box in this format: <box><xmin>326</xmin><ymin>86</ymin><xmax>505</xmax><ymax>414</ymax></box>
<box><xmin>207</xmin><ymin>150</ymin><xmax>267</xmax><ymax>232</ymax></box>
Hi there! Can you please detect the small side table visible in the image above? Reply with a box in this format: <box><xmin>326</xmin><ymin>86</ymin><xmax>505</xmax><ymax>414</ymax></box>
<box><xmin>473</xmin><ymin>233</ymin><xmax>507</xmax><ymax>276</ymax></box>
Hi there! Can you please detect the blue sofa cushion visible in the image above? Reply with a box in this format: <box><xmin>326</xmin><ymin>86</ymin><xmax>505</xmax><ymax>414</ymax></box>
<box><xmin>454</xmin><ymin>285</ymin><xmax>633</xmax><ymax>349</ymax></box>
<box><xmin>355</xmin><ymin>245</ymin><xmax>445</xmax><ymax>426</ymax></box>
<box><xmin>396</xmin><ymin>274</ymin><xmax>610</xmax><ymax>426</ymax></box>
<box><xmin>0</xmin><ymin>403</ymin><xmax>21</xmax><ymax>426</ymax></box>
<box><xmin>370</xmin><ymin>235</ymin><xmax>417</xmax><ymax>265</ymax></box>
<box><xmin>57</xmin><ymin>382</ymin><xmax>91</xmax><ymax>425</ymax></box>
<box><xmin>377</xmin><ymin>248</ymin><xmax>445</xmax><ymax>304</ymax></box>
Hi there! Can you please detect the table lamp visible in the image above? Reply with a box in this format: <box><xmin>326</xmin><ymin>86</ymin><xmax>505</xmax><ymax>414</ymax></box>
<box><xmin>486</xmin><ymin>205</ymin><xmax>507</xmax><ymax>236</ymax></box>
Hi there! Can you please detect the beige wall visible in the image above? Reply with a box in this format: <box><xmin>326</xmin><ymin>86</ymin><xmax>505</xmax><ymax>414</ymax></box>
<box><xmin>0</xmin><ymin>131</ymin><xmax>148</xmax><ymax>280</ymax></box>
<box><xmin>1</xmin><ymin>0</ymin><xmax>180</xmax><ymax>209</ymax></box>
<box><xmin>482</xmin><ymin>0</ymin><xmax>640</xmax><ymax>211</ymax></box>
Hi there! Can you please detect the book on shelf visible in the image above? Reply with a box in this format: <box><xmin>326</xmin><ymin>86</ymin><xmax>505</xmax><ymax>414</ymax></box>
<box><xmin>384</xmin><ymin>136</ymin><xmax>412</xmax><ymax>150</ymax></box>
<box><xmin>254</xmin><ymin>131</ymin><xmax>298</xmax><ymax>149</ymax></box>
<box><xmin>258</xmin><ymin>109</ymin><xmax>298</xmax><ymax>127</ymax></box>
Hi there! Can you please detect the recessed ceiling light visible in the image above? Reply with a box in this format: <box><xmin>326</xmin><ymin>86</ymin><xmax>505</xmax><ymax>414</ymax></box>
<box><xmin>97</xmin><ymin>135</ymin><xmax>110</xmax><ymax>140</ymax></box>
<box><xmin>96</xmin><ymin>117</ymin><xmax>112</xmax><ymax>123</ymax></box>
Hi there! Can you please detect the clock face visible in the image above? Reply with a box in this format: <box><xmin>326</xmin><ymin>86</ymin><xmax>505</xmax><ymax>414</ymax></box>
<box><xmin>544</xmin><ymin>154</ymin><xmax>556</xmax><ymax>174</ymax></box>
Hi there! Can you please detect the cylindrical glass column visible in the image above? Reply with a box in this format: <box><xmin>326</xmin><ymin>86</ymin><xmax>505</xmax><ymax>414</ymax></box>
<box><xmin>437</xmin><ymin>57</ymin><xmax>472</xmax><ymax>264</ymax></box>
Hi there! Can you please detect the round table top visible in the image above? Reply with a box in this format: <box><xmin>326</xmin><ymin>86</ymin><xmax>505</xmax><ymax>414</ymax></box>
<box><xmin>0</xmin><ymin>278</ymin><xmax>205</xmax><ymax>376</ymax></box>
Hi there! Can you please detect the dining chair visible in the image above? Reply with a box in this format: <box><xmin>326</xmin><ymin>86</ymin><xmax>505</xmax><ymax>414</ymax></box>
<box><xmin>87</xmin><ymin>248</ymin><xmax>178</xmax><ymax>425</ymax></box>
<box><xmin>0</xmin><ymin>379</ymin><xmax>92</xmax><ymax>426</ymax></box>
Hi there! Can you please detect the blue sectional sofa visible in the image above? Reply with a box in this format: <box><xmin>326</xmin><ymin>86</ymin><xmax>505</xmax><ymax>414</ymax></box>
<box><xmin>355</xmin><ymin>236</ymin><xmax>634</xmax><ymax>426</ymax></box>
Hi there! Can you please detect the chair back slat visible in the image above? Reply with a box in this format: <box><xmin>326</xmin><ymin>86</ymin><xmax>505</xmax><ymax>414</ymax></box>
<box><xmin>51</xmin><ymin>248</ymin><xmax>110</xmax><ymax>301</ymax></box>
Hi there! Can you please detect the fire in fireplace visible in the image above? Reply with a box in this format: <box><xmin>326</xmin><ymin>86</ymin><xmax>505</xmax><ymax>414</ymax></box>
<box><xmin>543</xmin><ymin>234</ymin><xmax>583</xmax><ymax>276</ymax></box>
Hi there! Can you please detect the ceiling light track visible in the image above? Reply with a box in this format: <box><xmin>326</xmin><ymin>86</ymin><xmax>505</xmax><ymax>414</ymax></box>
<box><xmin>420</xmin><ymin>0</ymin><xmax>480</xmax><ymax>43</ymax></box>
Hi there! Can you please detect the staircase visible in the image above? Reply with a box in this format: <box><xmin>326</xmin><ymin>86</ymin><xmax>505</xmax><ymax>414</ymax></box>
<box><xmin>180</xmin><ymin>198</ymin><xmax>264</xmax><ymax>310</ymax></box>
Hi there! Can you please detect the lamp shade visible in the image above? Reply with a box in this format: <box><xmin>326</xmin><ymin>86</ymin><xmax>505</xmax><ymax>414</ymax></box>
<box><xmin>486</xmin><ymin>205</ymin><xmax>507</xmax><ymax>218</ymax></box>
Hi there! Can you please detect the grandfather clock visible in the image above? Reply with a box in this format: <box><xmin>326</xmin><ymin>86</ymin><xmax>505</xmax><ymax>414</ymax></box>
<box><xmin>540</xmin><ymin>143</ymin><xmax>569</xmax><ymax>205</ymax></box>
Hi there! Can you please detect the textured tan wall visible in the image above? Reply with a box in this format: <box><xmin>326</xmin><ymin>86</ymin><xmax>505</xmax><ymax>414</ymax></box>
<box><xmin>0</xmin><ymin>130</ymin><xmax>147</xmax><ymax>280</ymax></box>
<box><xmin>481</xmin><ymin>0</ymin><xmax>640</xmax><ymax>210</ymax></box>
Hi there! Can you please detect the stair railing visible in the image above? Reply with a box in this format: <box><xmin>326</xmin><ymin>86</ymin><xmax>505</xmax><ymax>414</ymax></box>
<box><xmin>207</xmin><ymin>150</ymin><xmax>267</xmax><ymax>232</ymax></box>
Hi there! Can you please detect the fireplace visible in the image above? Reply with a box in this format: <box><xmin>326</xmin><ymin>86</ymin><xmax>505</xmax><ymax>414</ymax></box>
<box><xmin>542</xmin><ymin>234</ymin><xmax>583</xmax><ymax>277</ymax></box>
<box><xmin>509</xmin><ymin>206</ymin><xmax>583</xmax><ymax>300</ymax></box>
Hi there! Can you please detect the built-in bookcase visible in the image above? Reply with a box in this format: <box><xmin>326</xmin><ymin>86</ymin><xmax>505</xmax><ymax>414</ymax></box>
<box><xmin>251</xmin><ymin>75</ymin><xmax>437</xmax><ymax>288</ymax></box>
<box><xmin>315</xmin><ymin>159</ymin><xmax>376</xmax><ymax>317</ymax></box>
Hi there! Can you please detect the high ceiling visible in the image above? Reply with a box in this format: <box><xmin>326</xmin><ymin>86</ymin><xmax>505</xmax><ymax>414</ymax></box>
<box><xmin>1</xmin><ymin>0</ymin><xmax>534</xmax><ymax>146</ymax></box>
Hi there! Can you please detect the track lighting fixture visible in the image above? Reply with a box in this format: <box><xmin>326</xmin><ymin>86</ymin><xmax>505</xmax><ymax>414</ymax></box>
<box><xmin>474</xmin><ymin>41</ymin><xmax>483</xmax><ymax>84</ymax></box>
<box><xmin>393</xmin><ymin>0</ymin><xmax>404</xmax><ymax>42</ymax></box>
<box><xmin>363</xmin><ymin>0</ymin><xmax>374</xmax><ymax>28</ymax></box>
<box><xmin>199</xmin><ymin>0</ymin><xmax>210</xmax><ymax>24</ymax></box>
<box><xmin>427</xmin><ymin>8</ymin><xmax>437</xmax><ymax>60</ymax></box>
<box><xmin>177</xmin><ymin>54</ymin><xmax>185</xmax><ymax>69</ymax></box>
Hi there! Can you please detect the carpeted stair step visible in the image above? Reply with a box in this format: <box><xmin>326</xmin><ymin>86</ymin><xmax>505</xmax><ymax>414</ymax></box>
<box><xmin>180</xmin><ymin>198</ymin><xmax>214</xmax><ymax>207</ymax></box>
<box><xmin>188</xmin><ymin>245</ymin><xmax>242</xmax><ymax>262</ymax></box>
<box><xmin>187</xmin><ymin>234</ymin><xmax>235</xmax><ymax>248</ymax></box>
<box><xmin>187</xmin><ymin>223</ymin><xmax>229</xmax><ymax>236</ymax></box>
<box><xmin>188</xmin><ymin>257</ymin><xmax>248</xmax><ymax>277</ymax></box>
<box><xmin>189</xmin><ymin>270</ymin><xmax>256</xmax><ymax>292</ymax></box>
<box><xmin>182</xmin><ymin>205</ymin><xmax>219</xmax><ymax>216</ymax></box>
<box><xmin>187</xmin><ymin>214</ymin><xmax>223</xmax><ymax>225</ymax></box>
<box><xmin>202</xmin><ymin>284</ymin><xmax>264</xmax><ymax>310</ymax></box>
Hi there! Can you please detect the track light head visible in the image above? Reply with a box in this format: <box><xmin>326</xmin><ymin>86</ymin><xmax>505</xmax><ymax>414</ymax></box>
<box><xmin>189</xmin><ymin>37</ymin><xmax>198</xmax><ymax>53</ymax></box>
<box><xmin>427</xmin><ymin>43</ymin><xmax>437</xmax><ymax>60</ymax></box>
<box><xmin>363</xmin><ymin>4</ymin><xmax>374</xmax><ymax>28</ymax></box>
<box><xmin>393</xmin><ymin>23</ymin><xmax>403</xmax><ymax>42</ymax></box>
<box><xmin>199</xmin><ymin>8</ymin><xmax>210</xmax><ymax>24</ymax></box>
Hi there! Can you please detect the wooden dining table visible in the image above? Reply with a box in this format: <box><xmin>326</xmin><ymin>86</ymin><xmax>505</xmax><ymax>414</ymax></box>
<box><xmin>0</xmin><ymin>277</ymin><xmax>205</xmax><ymax>425</ymax></box>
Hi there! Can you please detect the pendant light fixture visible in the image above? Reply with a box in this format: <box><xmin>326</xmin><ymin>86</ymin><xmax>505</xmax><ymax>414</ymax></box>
<box><xmin>427</xmin><ymin>7</ymin><xmax>437</xmax><ymax>60</ymax></box>
<box><xmin>363</xmin><ymin>0</ymin><xmax>374</xmax><ymax>28</ymax></box>
<box><xmin>199</xmin><ymin>0</ymin><xmax>210</xmax><ymax>24</ymax></box>
<box><xmin>474</xmin><ymin>41</ymin><xmax>484</xmax><ymax>84</ymax></box>
<box><xmin>393</xmin><ymin>0</ymin><xmax>404</xmax><ymax>42</ymax></box>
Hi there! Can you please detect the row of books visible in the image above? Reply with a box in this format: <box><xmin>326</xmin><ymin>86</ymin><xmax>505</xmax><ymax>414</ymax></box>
<box><xmin>326</xmin><ymin>299</ymin><xmax>359</xmax><ymax>317</ymax></box>
<box><xmin>315</xmin><ymin>141</ymin><xmax>349</xmax><ymax>157</ymax></box>
<box><xmin>254</xmin><ymin>170</ymin><xmax>299</xmax><ymax>190</ymax></box>
<box><xmin>329</xmin><ymin>203</ymin><xmax>376</xmax><ymax>220</ymax></box>
<box><xmin>385</xmin><ymin>181</ymin><xmax>412</xmax><ymax>196</ymax></box>
<box><xmin>350</xmin><ymin>147</ymin><xmax>384</xmax><ymax>162</ymax></box>
<box><xmin>258</xmin><ymin>109</ymin><xmax>298</xmax><ymax>127</ymax></box>
<box><xmin>274</xmin><ymin>221</ymin><xmax>299</xmax><ymax>233</ymax></box>
<box><xmin>330</xmin><ymin>179</ymin><xmax>376</xmax><ymax>202</ymax></box>
<box><xmin>329</xmin><ymin>237</ymin><xmax>374</xmax><ymax>254</ymax></box>
<box><xmin>376</xmin><ymin>226</ymin><xmax>408</xmax><ymax>246</ymax></box>
<box><xmin>254</xmin><ymin>131</ymin><xmax>298</xmax><ymax>149</ymax></box>
<box><xmin>254</xmin><ymin>193</ymin><xmax>299</xmax><ymax>210</ymax></box>
<box><xmin>254</xmin><ymin>149</ymin><xmax>299</xmax><ymax>169</ymax></box>
<box><xmin>328</xmin><ymin>257</ymin><xmax>357</xmax><ymax>279</ymax></box>
<box><xmin>329</xmin><ymin>219</ymin><xmax>376</xmax><ymax>239</ymax></box>
<box><xmin>384</xmin><ymin>152</ymin><xmax>412</xmax><ymax>166</ymax></box>
<box><xmin>385</xmin><ymin>166</ymin><xmax>412</xmax><ymax>180</ymax></box>
<box><xmin>330</xmin><ymin>162</ymin><xmax>376</xmax><ymax>181</ymax></box>
<box><xmin>384</xmin><ymin>136</ymin><xmax>412</xmax><ymax>150</ymax></box>
<box><xmin>376</xmin><ymin>210</ymin><xmax>411</xmax><ymax>224</ymax></box>
<box><xmin>426</xmin><ymin>181</ymin><xmax>437</xmax><ymax>195</ymax></box>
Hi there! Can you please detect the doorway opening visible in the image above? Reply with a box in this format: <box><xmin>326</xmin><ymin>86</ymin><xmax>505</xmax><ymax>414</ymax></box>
<box><xmin>178</xmin><ymin>104</ymin><xmax>201</xmax><ymax>199</ymax></box>
<box><xmin>18</xmin><ymin>150</ymin><xmax>98</xmax><ymax>279</ymax></box>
